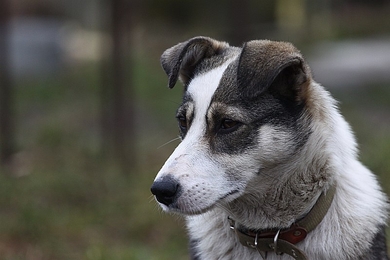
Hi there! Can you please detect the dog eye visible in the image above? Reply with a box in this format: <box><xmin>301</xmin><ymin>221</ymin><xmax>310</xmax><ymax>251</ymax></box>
<box><xmin>220</xmin><ymin>119</ymin><xmax>240</xmax><ymax>133</ymax></box>
<box><xmin>177</xmin><ymin>115</ymin><xmax>187</xmax><ymax>130</ymax></box>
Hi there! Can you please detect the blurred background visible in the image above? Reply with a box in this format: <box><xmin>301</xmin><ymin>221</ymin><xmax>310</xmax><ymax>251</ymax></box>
<box><xmin>0</xmin><ymin>0</ymin><xmax>389</xmax><ymax>259</ymax></box>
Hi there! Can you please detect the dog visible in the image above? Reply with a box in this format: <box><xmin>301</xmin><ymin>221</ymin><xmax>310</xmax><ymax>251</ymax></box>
<box><xmin>151</xmin><ymin>36</ymin><xmax>389</xmax><ymax>259</ymax></box>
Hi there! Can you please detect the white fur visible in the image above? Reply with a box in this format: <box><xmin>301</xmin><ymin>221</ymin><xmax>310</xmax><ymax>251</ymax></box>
<box><xmin>154</xmin><ymin>58</ymin><xmax>247</xmax><ymax>215</ymax></box>
<box><xmin>155</xmin><ymin>59</ymin><xmax>388</xmax><ymax>259</ymax></box>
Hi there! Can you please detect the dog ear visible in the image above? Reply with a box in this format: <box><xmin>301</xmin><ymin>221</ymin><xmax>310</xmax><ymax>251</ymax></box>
<box><xmin>237</xmin><ymin>40</ymin><xmax>310</xmax><ymax>102</ymax></box>
<box><xmin>161</xmin><ymin>36</ymin><xmax>229</xmax><ymax>89</ymax></box>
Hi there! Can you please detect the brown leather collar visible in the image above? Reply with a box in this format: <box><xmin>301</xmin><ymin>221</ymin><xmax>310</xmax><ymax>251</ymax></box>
<box><xmin>228</xmin><ymin>183</ymin><xmax>337</xmax><ymax>259</ymax></box>
<box><xmin>230</xmin><ymin>222</ymin><xmax>308</xmax><ymax>245</ymax></box>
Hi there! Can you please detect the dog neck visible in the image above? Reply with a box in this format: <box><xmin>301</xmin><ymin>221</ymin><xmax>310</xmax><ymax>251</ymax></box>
<box><xmin>225</xmin><ymin>154</ymin><xmax>333</xmax><ymax>230</ymax></box>
<box><xmin>227</xmin><ymin>183</ymin><xmax>336</xmax><ymax>259</ymax></box>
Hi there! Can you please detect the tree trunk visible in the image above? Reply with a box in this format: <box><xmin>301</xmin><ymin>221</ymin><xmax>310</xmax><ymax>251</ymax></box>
<box><xmin>0</xmin><ymin>0</ymin><xmax>14</xmax><ymax>168</ymax></box>
<box><xmin>101</xmin><ymin>0</ymin><xmax>136</xmax><ymax>173</ymax></box>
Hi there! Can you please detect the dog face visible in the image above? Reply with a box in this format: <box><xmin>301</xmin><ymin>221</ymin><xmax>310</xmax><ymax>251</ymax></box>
<box><xmin>151</xmin><ymin>37</ymin><xmax>312</xmax><ymax>215</ymax></box>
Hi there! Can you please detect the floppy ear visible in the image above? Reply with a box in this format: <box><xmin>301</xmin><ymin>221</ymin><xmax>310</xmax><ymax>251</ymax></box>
<box><xmin>237</xmin><ymin>40</ymin><xmax>310</xmax><ymax>102</ymax></box>
<box><xmin>161</xmin><ymin>36</ymin><xmax>229</xmax><ymax>89</ymax></box>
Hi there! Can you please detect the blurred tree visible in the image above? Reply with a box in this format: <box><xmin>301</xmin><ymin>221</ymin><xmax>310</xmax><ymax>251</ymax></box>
<box><xmin>225</xmin><ymin>0</ymin><xmax>251</xmax><ymax>45</ymax></box>
<box><xmin>101</xmin><ymin>0</ymin><xmax>137</xmax><ymax>173</ymax></box>
<box><xmin>276</xmin><ymin>0</ymin><xmax>307</xmax><ymax>31</ymax></box>
<box><xmin>0</xmin><ymin>0</ymin><xmax>14</xmax><ymax>168</ymax></box>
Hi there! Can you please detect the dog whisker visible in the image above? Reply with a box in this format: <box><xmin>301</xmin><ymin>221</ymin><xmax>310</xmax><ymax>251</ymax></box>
<box><xmin>157</xmin><ymin>137</ymin><xmax>181</xmax><ymax>149</ymax></box>
<box><xmin>148</xmin><ymin>195</ymin><xmax>157</xmax><ymax>203</ymax></box>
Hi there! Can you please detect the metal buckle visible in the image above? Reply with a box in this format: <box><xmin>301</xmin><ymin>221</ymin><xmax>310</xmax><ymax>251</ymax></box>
<box><xmin>273</xmin><ymin>229</ymin><xmax>283</xmax><ymax>255</ymax></box>
<box><xmin>246</xmin><ymin>232</ymin><xmax>258</xmax><ymax>248</ymax></box>
<box><xmin>252</xmin><ymin>233</ymin><xmax>269</xmax><ymax>260</ymax></box>
<box><xmin>227</xmin><ymin>216</ymin><xmax>235</xmax><ymax>230</ymax></box>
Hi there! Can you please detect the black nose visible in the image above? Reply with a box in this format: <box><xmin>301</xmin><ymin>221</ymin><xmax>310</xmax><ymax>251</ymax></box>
<box><xmin>151</xmin><ymin>176</ymin><xmax>180</xmax><ymax>206</ymax></box>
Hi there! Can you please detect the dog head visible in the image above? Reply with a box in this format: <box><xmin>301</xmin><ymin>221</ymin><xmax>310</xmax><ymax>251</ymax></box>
<box><xmin>151</xmin><ymin>36</ymin><xmax>313</xmax><ymax>216</ymax></box>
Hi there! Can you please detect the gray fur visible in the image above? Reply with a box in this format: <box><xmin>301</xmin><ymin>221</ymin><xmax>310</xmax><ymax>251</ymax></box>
<box><xmin>361</xmin><ymin>225</ymin><xmax>389</xmax><ymax>260</ymax></box>
<box><xmin>160</xmin><ymin>36</ymin><xmax>236</xmax><ymax>89</ymax></box>
<box><xmin>237</xmin><ymin>40</ymin><xmax>308</xmax><ymax>100</ymax></box>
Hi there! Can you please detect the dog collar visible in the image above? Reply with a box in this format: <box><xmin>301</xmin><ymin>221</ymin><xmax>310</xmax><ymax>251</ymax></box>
<box><xmin>228</xmin><ymin>183</ymin><xmax>336</xmax><ymax>260</ymax></box>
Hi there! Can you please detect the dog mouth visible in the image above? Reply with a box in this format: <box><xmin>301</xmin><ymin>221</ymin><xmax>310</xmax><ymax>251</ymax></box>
<box><xmin>219</xmin><ymin>189</ymin><xmax>240</xmax><ymax>200</ymax></box>
<box><xmin>166</xmin><ymin>189</ymin><xmax>241</xmax><ymax>215</ymax></box>
<box><xmin>152</xmin><ymin>174</ymin><xmax>244</xmax><ymax>215</ymax></box>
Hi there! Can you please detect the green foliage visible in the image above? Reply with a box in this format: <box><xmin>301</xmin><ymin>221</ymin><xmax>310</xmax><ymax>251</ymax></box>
<box><xmin>0</xmin><ymin>58</ymin><xmax>188</xmax><ymax>259</ymax></box>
